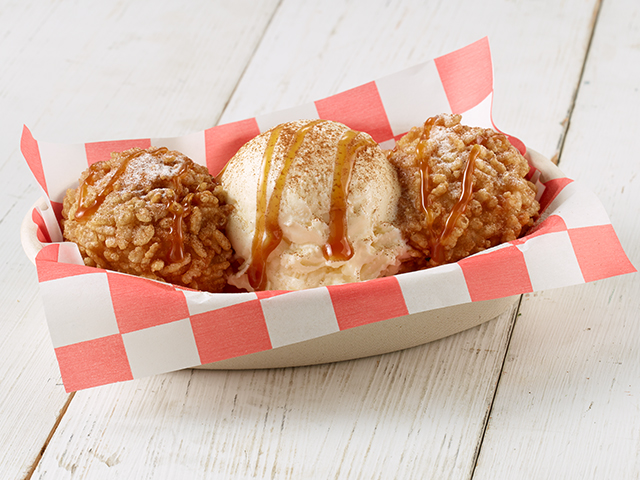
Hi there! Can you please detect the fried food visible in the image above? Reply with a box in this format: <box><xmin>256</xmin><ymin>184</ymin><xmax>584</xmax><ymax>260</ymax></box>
<box><xmin>219</xmin><ymin>119</ymin><xmax>407</xmax><ymax>292</ymax></box>
<box><xmin>387</xmin><ymin>113</ymin><xmax>539</xmax><ymax>270</ymax></box>
<box><xmin>60</xmin><ymin>115</ymin><xmax>539</xmax><ymax>294</ymax></box>
<box><xmin>62</xmin><ymin>147</ymin><xmax>233</xmax><ymax>292</ymax></box>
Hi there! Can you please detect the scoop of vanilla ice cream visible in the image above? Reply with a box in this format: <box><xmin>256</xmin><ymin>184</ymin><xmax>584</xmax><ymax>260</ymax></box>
<box><xmin>219</xmin><ymin>119</ymin><xmax>407</xmax><ymax>291</ymax></box>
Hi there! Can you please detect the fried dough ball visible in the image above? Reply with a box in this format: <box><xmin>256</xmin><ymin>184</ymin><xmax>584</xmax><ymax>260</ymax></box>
<box><xmin>388</xmin><ymin>114</ymin><xmax>539</xmax><ymax>270</ymax></box>
<box><xmin>62</xmin><ymin>147</ymin><xmax>233</xmax><ymax>292</ymax></box>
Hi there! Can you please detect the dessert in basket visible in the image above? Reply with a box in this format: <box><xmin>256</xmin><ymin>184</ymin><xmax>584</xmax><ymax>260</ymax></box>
<box><xmin>20</xmin><ymin>38</ymin><xmax>634</xmax><ymax>392</ymax></box>
<box><xmin>60</xmin><ymin>114</ymin><xmax>539</xmax><ymax>294</ymax></box>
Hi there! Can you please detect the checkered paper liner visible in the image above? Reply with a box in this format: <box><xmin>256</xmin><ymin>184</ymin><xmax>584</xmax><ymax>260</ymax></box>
<box><xmin>21</xmin><ymin>38</ymin><xmax>635</xmax><ymax>392</ymax></box>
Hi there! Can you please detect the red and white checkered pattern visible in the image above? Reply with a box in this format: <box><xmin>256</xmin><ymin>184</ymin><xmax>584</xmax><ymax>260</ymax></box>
<box><xmin>22</xmin><ymin>38</ymin><xmax>636</xmax><ymax>392</ymax></box>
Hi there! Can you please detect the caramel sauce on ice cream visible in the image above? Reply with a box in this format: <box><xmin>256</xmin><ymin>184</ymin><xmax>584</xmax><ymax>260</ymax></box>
<box><xmin>220</xmin><ymin>120</ymin><xmax>407</xmax><ymax>292</ymax></box>
<box><xmin>249</xmin><ymin>120</ymin><xmax>324</xmax><ymax>290</ymax></box>
<box><xmin>323</xmin><ymin>129</ymin><xmax>373</xmax><ymax>263</ymax></box>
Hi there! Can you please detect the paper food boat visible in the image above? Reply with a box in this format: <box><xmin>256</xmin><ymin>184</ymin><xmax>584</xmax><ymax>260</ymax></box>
<box><xmin>20</xmin><ymin>38</ymin><xmax>635</xmax><ymax>392</ymax></box>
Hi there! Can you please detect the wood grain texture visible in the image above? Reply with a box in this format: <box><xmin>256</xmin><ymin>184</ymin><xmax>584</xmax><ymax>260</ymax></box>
<box><xmin>26</xmin><ymin>0</ymin><xmax>601</xmax><ymax>478</ymax></box>
<box><xmin>33</xmin><ymin>308</ymin><xmax>518</xmax><ymax>479</ymax></box>
<box><xmin>2</xmin><ymin>0</ymin><xmax>620</xmax><ymax>478</ymax></box>
<box><xmin>474</xmin><ymin>0</ymin><xmax>640</xmax><ymax>477</ymax></box>
<box><xmin>0</xmin><ymin>1</ymin><xmax>278</xmax><ymax>478</ymax></box>
<box><xmin>8</xmin><ymin>0</ymin><xmax>280</xmax><ymax>143</ymax></box>
<box><xmin>219</xmin><ymin>0</ymin><xmax>600</xmax><ymax>157</ymax></box>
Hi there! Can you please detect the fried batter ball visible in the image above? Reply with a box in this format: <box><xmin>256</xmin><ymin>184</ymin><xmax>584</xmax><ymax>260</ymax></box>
<box><xmin>388</xmin><ymin>114</ymin><xmax>539</xmax><ymax>271</ymax></box>
<box><xmin>62</xmin><ymin>147</ymin><xmax>234</xmax><ymax>292</ymax></box>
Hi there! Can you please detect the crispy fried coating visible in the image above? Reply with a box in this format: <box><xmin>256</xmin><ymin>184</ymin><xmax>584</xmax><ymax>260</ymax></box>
<box><xmin>62</xmin><ymin>147</ymin><xmax>233</xmax><ymax>292</ymax></box>
<box><xmin>388</xmin><ymin>114</ymin><xmax>539</xmax><ymax>270</ymax></box>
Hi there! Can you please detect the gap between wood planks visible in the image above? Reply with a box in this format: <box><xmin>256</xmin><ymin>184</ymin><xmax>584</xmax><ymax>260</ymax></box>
<box><xmin>214</xmin><ymin>0</ymin><xmax>284</xmax><ymax>128</ymax></box>
<box><xmin>24</xmin><ymin>392</ymin><xmax>76</xmax><ymax>480</ymax></box>
<box><xmin>468</xmin><ymin>296</ymin><xmax>521</xmax><ymax>478</ymax></box>
<box><xmin>554</xmin><ymin>0</ymin><xmax>604</xmax><ymax>167</ymax></box>
<box><xmin>468</xmin><ymin>1</ymin><xmax>604</xmax><ymax>476</ymax></box>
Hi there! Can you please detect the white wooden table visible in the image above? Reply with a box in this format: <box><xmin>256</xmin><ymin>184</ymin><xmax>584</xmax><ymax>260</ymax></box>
<box><xmin>1</xmin><ymin>1</ymin><xmax>638</xmax><ymax>478</ymax></box>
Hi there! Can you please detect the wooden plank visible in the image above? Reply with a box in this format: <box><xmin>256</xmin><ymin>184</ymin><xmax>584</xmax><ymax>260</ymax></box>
<box><xmin>30</xmin><ymin>0</ymin><xmax>600</xmax><ymax>478</ymax></box>
<box><xmin>0</xmin><ymin>1</ymin><xmax>279</xmax><ymax>478</ymax></box>
<box><xmin>0</xmin><ymin>1</ymin><xmax>74</xmax><ymax>472</ymax></box>
<box><xmin>33</xmin><ymin>309</ymin><xmax>518</xmax><ymax>479</ymax></box>
<box><xmin>473</xmin><ymin>0</ymin><xmax>640</xmax><ymax>477</ymax></box>
<box><xmin>218</xmin><ymin>0</ymin><xmax>600</xmax><ymax>157</ymax></box>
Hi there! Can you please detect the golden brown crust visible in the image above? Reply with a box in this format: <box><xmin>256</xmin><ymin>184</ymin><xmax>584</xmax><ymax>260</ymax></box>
<box><xmin>62</xmin><ymin>147</ymin><xmax>233</xmax><ymax>292</ymax></box>
<box><xmin>388</xmin><ymin>114</ymin><xmax>539</xmax><ymax>270</ymax></box>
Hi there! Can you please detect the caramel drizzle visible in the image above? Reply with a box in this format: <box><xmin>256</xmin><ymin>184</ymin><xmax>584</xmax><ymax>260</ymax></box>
<box><xmin>322</xmin><ymin>130</ymin><xmax>371</xmax><ymax>262</ymax></box>
<box><xmin>431</xmin><ymin>144</ymin><xmax>481</xmax><ymax>264</ymax></box>
<box><xmin>417</xmin><ymin>117</ymin><xmax>436</xmax><ymax>247</ymax></box>
<box><xmin>75</xmin><ymin>145</ymin><xmax>194</xmax><ymax>264</ymax></box>
<box><xmin>74</xmin><ymin>149</ymin><xmax>148</xmax><ymax>221</ymax></box>
<box><xmin>167</xmin><ymin>191</ymin><xmax>194</xmax><ymax>263</ymax></box>
<box><xmin>248</xmin><ymin>120</ymin><xmax>325</xmax><ymax>290</ymax></box>
<box><xmin>166</xmin><ymin>159</ymin><xmax>194</xmax><ymax>263</ymax></box>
